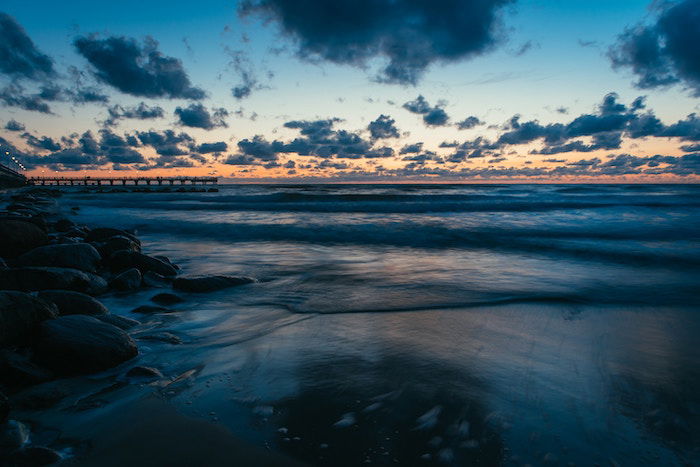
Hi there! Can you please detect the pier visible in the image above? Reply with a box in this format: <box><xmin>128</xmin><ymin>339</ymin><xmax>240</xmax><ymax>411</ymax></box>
<box><xmin>28</xmin><ymin>176</ymin><xmax>218</xmax><ymax>187</ymax></box>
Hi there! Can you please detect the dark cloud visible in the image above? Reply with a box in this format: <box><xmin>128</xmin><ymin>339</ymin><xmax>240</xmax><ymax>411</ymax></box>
<box><xmin>136</xmin><ymin>129</ymin><xmax>194</xmax><ymax>156</ymax></box>
<box><xmin>174</xmin><ymin>103</ymin><xmax>229</xmax><ymax>129</ymax></box>
<box><xmin>74</xmin><ymin>35</ymin><xmax>205</xmax><ymax>99</ymax></box>
<box><xmin>227</xmin><ymin>48</ymin><xmax>268</xmax><ymax>100</ymax></box>
<box><xmin>399</xmin><ymin>142</ymin><xmax>423</xmax><ymax>154</ymax></box>
<box><xmin>0</xmin><ymin>84</ymin><xmax>52</xmax><ymax>113</ymax></box>
<box><xmin>197</xmin><ymin>141</ymin><xmax>228</xmax><ymax>153</ymax></box>
<box><xmin>402</xmin><ymin>95</ymin><xmax>449</xmax><ymax>126</ymax></box>
<box><xmin>609</xmin><ymin>0</ymin><xmax>700</xmax><ymax>95</ymax></box>
<box><xmin>239</xmin><ymin>0</ymin><xmax>514</xmax><ymax>85</ymax></box>
<box><xmin>368</xmin><ymin>114</ymin><xmax>400</xmax><ymax>139</ymax></box>
<box><xmin>105</xmin><ymin>102</ymin><xmax>164</xmax><ymax>126</ymax></box>
<box><xmin>0</xmin><ymin>13</ymin><xmax>55</xmax><ymax>80</ymax></box>
<box><xmin>21</xmin><ymin>132</ymin><xmax>61</xmax><ymax>151</ymax></box>
<box><xmin>4</xmin><ymin>119</ymin><xmax>25</xmax><ymax>131</ymax></box>
<box><xmin>456</xmin><ymin>116</ymin><xmax>483</xmax><ymax>130</ymax></box>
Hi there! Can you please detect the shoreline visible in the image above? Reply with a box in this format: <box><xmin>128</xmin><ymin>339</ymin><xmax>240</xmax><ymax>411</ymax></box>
<box><xmin>0</xmin><ymin>186</ymin><xmax>283</xmax><ymax>465</ymax></box>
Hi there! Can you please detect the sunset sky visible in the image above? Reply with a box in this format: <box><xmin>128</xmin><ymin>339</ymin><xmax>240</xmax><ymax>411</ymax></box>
<box><xmin>1</xmin><ymin>0</ymin><xmax>699</xmax><ymax>181</ymax></box>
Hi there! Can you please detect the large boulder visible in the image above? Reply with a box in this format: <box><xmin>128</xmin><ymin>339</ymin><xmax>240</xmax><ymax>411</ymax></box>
<box><xmin>94</xmin><ymin>235</ymin><xmax>141</xmax><ymax>259</ymax></box>
<box><xmin>0</xmin><ymin>291</ymin><xmax>58</xmax><ymax>347</ymax></box>
<box><xmin>0</xmin><ymin>391</ymin><xmax>8</xmax><ymax>423</ymax></box>
<box><xmin>108</xmin><ymin>251</ymin><xmax>177</xmax><ymax>277</ymax></box>
<box><xmin>0</xmin><ymin>350</ymin><xmax>53</xmax><ymax>386</ymax></box>
<box><xmin>173</xmin><ymin>275</ymin><xmax>255</xmax><ymax>293</ymax></box>
<box><xmin>86</xmin><ymin>227</ymin><xmax>140</xmax><ymax>246</ymax></box>
<box><xmin>34</xmin><ymin>315</ymin><xmax>138</xmax><ymax>375</ymax></box>
<box><xmin>97</xmin><ymin>314</ymin><xmax>140</xmax><ymax>330</ymax></box>
<box><xmin>0</xmin><ymin>267</ymin><xmax>108</xmax><ymax>295</ymax></box>
<box><xmin>16</xmin><ymin>243</ymin><xmax>101</xmax><ymax>273</ymax></box>
<box><xmin>37</xmin><ymin>290</ymin><xmax>108</xmax><ymax>316</ymax></box>
<box><xmin>0</xmin><ymin>218</ymin><xmax>48</xmax><ymax>258</ymax></box>
<box><xmin>110</xmin><ymin>268</ymin><xmax>142</xmax><ymax>291</ymax></box>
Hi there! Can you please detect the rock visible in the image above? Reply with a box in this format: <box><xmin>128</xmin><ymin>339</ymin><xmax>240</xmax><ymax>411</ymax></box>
<box><xmin>37</xmin><ymin>290</ymin><xmax>108</xmax><ymax>316</ymax></box>
<box><xmin>7</xmin><ymin>446</ymin><xmax>61</xmax><ymax>466</ymax></box>
<box><xmin>107</xmin><ymin>250</ymin><xmax>177</xmax><ymax>277</ymax></box>
<box><xmin>0</xmin><ymin>291</ymin><xmax>58</xmax><ymax>347</ymax></box>
<box><xmin>0</xmin><ymin>350</ymin><xmax>53</xmax><ymax>387</ymax></box>
<box><xmin>0</xmin><ymin>391</ymin><xmax>8</xmax><ymax>423</ymax></box>
<box><xmin>96</xmin><ymin>314</ymin><xmax>140</xmax><ymax>330</ymax></box>
<box><xmin>14</xmin><ymin>381</ymin><xmax>71</xmax><ymax>410</ymax></box>
<box><xmin>110</xmin><ymin>268</ymin><xmax>142</xmax><ymax>291</ymax></box>
<box><xmin>0</xmin><ymin>257</ymin><xmax>7</xmax><ymax>269</ymax></box>
<box><xmin>142</xmin><ymin>271</ymin><xmax>171</xmax><ymax>288</ymax></box>
<box><xmin>131</xmin><ymin>305</ymin><xmax>169</xmax><ymax>314</ymax></box>
<box><xmin>126</xmin><ymin>366</ymin><xmax>162</xmax><ymax>380</ymax></box>
<box><xmin>54</xmin><ymin>218</ymin><xmax>76</xmax><ymax>232</ymax></box>
<box><xmin>150</xmin><ymin>293</ymin><xmax>184</xmax><ymax>305</ymax></box>
<box><xmin>94</xmin><ymin>235</ymin><xmax>140</xmax><ymax>259</ymax></box>
<box><xmin>85</xmin><ymin>227</ymin><xmax>140</xmax><ymax>246</ymax></box>
<box><xmin>0</xmin><ymin>267</ymin><xmax>108</xmax><ymax>295</ymax></box>
<box><xmin>0</xmin><ymin>219</ymin><xmax>48</xmax><ymax>258</ymax></box>
<box><xmin>173</xmin><ymin>275</ymin><xmax>255</xmax><ymax>293</ymax></box>
<box><xmin>0</xmin><ymin>420</ymin><xmax>29</xmax><ymax>451</ymax></box>
<box><xmin>34</xmin><ymin>316</ymin><xmax>138</xmax><ymax>375</ymax></box>
<box><xmin>136</xmin><ymin>332</ymin><xmax>182</xmax><ymax>345</ymax></box>
<box><xmin>16</xmin><ymin>243</ymin><xmax>102</xmax><ymax>273</ymax></box>
<box><xmin>154</xmin><ymin>255</ymin><xmax>179</xmax><ymax>270</ymax></box>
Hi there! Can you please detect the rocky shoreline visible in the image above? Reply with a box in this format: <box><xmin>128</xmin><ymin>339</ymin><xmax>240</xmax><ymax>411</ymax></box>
<box><xmin>0</xmin><ymin>187</ymin><xmax>253</xmax><ymax>466</ymax></box>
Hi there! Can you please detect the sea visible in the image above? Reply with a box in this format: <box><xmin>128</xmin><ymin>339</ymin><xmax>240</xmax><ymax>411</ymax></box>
<box><xmin>28</xmin><ymin>184</ymin><xmax>700</xmax><ymax>465</ymax></box>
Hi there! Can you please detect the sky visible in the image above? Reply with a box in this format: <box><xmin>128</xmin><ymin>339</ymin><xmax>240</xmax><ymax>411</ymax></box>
<box><xmin>0</xmin><ymin>0</ymin><xmax>699</xmax><ymax>182</ymax></box>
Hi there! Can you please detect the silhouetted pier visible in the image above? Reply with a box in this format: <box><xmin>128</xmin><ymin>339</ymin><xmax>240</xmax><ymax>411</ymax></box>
<box><xmin>28</xmin><ymin>176</ymin><xmax>218</xmax><ymax>186</ymax></box>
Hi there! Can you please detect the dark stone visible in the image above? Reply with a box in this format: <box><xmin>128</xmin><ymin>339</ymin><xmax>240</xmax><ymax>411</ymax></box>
<box><xmin>0</xmin><ymin>257</ymin><xmax>7</xmax><ymax>269</ymax></box>
<box><xmin>0</xmin><ymin>291</ymin><xmax>58</xmax><ymax>347</ymax></box>
<box><xmin>136</xmin><ymin>332</ymin><xmax>182</xmax><ymax>345</ymax></box>
<box><xmin>126</xmin><ymin>366</ymin><xmax>162</xmax><ymax>379</ymax></box>
<box><xmin>54</xmin><ymin>218</ymin><xmax>76</xmax><ymax>232</ymax></box>
<box><xmin>107</xmin><ymin>251</ymin><xmax>177</xmax><ymax>277</ymax></box>
<box><xmin>0</xmin><ymin>350</ymin><xmax>53</xmax><ymax>386</ymax></box>
<box><xmin>85</xmin><ymin>227</ymin><xmax>140</xmax><ymax>246</ymax></box>
<box><xmin>7</xmin><ymin>446</ymin><xmax>62</xmax><ymax>466</ymax></box>
<box><xmin>150</xmin><ymin>293</ymin><xmax>184</xmax><ymax>305</ymax></box>
<box><xmin>37</xmin><ymin>290</ymin><xmax>108</xmax><ymax>316</ymax></box>
<box><xmin>131</xmin><ymin>305</ymin><xmax>169</xmax><ymax>314</ymax></box>
<box><xmin>153</xmin><ymin>255</ymin><xmax>179</xmax><ymax>270</ymax></box>
<box><xmin>0</xmin><ymin>267</ymin><xmax>108</xmax><ymax>295</ymax></box>
<box><xmin>0</xmin><ymin>391</ymin><xmax>8</xmax><ymax>423</ymax></box>
<box><xmin>0</xmin><ymin>420</ymin><xmax>28</xmax><ymax>451</ymax></box>
<box><xmin>110</xmin><ymin>268</ymin><xmax>142</xmax><ymax>291</ymax></box>
<box><xmin>94</xmin><ymin>235</ymin><xmax>141</xmax><ymax>259</ymax></box>
<box><xmin>96</xmin><ymin>314</ymin><xmax>140</xmax><ymax>330</ymax></box>
<box><xmin>142</xmin><ymin>271</ymin><xmax>171</xmax><ymax>288</ymax></box>
<box><xmin>16</xmin><ymin>243</ymin><xmax>102</xmax><ymax>273</ymax></box>
<box><xmin>0</xmin><ymin>219</ymin><xmax>48</xmax><ymax>258</ymax></box>
<box><xmin>14</xmin><ymin>381</ymin><xmax>71</xmax><ymax>410</ymax></box>
<box><xmin>173</xmin><ymin>275</ymin><xmax>255</xmax><ymax>293</ymax></box>
<box><xmin>34</xmin><ymin>316</ymin><xmax>138</xmax><ymax>375</ymax></box>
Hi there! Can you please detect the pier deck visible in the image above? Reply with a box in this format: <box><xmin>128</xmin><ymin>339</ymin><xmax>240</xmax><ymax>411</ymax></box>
<box><xmin>28</xmin><ymin>176</ymin><xmax>217</xmax><ymax>186</ymax></box>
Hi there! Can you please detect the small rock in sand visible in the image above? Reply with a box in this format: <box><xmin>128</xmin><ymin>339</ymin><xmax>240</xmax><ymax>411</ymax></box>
<box><xmin>173</xmin><ymin>275</ymin><xmax>254</xmax><ymax>293</ymax></box>
<box><xmin>150</xmin><ymin>293</ymin><xmax>184</xmax><ymax>305</ymax></box>
<box><xmin>126</xmin><ymin>366</ymin><xmax>163</xmax><ymax>380</ymax></box>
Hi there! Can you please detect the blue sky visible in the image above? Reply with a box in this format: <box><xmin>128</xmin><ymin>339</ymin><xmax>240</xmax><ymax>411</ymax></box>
<box><xmin>1</xmin><ymin>0</ymin><xmax>699</xmax><ymax>180</ymax></box>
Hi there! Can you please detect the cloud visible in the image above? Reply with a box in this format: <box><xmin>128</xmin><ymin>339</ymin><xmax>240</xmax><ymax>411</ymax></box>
<box><xmin>74</xmin><ymin>35</ymin><xmax>205</xmax><ymax>99</ymax></box>
<box><xmin>609</xmin><ymin>0</ymin><xmax>700</xmax><ymax>96</ymax></box>
<box><xmin>174</xmin><ymin>103</ymin><xmax>228</xmax><ymax>129</ymax></box>
<box><xmin>136</xmin><ymin>129</ymin><xmax>194</xmax><ymax>156</ymax></box>
<box><xmin>197</xmin><ymin>141</ymin><xmax>228</xmax><ymax>153</ymax></box>
<box><xmin>402</xmin><ymin>95</ymin><xmax>450</xmax><ymax>126</ymax></box>
<box><xmin>0</xmin><ymin>84</ymin><xmax>52</xmax><ymax>113</ymax></box>
<box><xmin>105</xmin><ymin>102</ymin><xmax>164</xmax><ymax>126</ymax></box>
<box><xmin>368</xmin><ymin>114</ymin><xmax>400</xmax><ymax>139</ymax></box>
<box><xmin>21</xmin><ymin>132</ymin><xmax>61</xmax><ymax>151</ymax></box>
<box><xmin>456</xmin><ymin>116</ymin><xmax>483</xmax><ymax>130</ymax></box>
<box><xmin>4</xmin><ymin>119</ymin><xmax>25</xmax><ymax>131</ymax></box>
<box><xmin>239</xmin><ymin>0</ymin><xmax>514</xmax><ymax>85</ymax></box>
<box><xmin>400</xmin><ymin>142</ymin><xmax>423</xmax><ymax>154</ymax></box>
<box><xmin>0</xmin><ymin>13</ymin><xmax>55</xmax><ymax>81</ymax></box>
